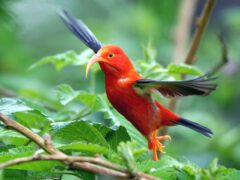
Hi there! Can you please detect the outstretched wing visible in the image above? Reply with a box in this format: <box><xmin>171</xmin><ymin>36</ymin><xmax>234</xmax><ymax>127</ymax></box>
<box><xmin>134</xmin><ymin>74</ymin><xmax>217</xmax><ymax>98</ymax></box>
<box><xmin>59</xmin><ymin>10</ymin><xmax>102</xmax><ymax>53</ymax></box>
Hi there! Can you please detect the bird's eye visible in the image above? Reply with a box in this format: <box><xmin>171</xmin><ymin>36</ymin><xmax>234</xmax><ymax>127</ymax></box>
<box><xmin>108</xmin><ymin>53</ymin><xmax>114</xmax><ymax>58</ymax></box>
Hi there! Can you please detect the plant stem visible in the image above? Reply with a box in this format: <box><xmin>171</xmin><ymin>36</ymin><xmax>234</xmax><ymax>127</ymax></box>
<box><xmin>185</xmin><ymin>0</ymin><xmax>216</xmax><ymax>65</ymax></box>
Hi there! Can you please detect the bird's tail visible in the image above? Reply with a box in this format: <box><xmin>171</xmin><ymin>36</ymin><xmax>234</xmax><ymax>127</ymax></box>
<box><xmin>175</xmin><ymin>118</ymin><xmax>213</xmax><ymax>137</ymax></box>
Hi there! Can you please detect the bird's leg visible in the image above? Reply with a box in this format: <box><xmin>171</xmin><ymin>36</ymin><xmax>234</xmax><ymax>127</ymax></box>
<box><xmin>148</xmin><ymin>130</ymin><xmax>171</xmax><ymax>160</ymax></box>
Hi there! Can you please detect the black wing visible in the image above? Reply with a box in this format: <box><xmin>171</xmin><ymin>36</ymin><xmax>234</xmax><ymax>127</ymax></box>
<box><xmin>134</xmin><ymin>74</ymin><xmax>217</xmax><ymax>98</ymax></box>
<box><xmin>59</xmin><ymin>10</ymin><xmax>102</xmax><ymax>53</ymax></box>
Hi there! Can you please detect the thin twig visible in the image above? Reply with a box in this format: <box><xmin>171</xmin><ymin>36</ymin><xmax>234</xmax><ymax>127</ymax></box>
<box><xmin>0</xmin><ymin>113</ymin><xmax>158</xmax><ymax>180</ymax></box>
<box><xmin>0</xmin><ymin>154</ymin><xmax>129</xmax><ymax>178</ymax></box>
<box><xmin>208</xmin><ymin>33</ymin><xmax>229</xmax><ymax>77</ymax></box>
<box><xmin>0</xmin><ymin>154</ymin><xmax>158</xmax><ymax>180</ymax></box>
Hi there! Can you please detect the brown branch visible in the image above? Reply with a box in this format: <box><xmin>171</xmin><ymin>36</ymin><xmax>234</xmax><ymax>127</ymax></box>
<box><xmin>185</xmin><ymin>0</ymin><xmax>216</xmax><ymax>65</ymax></box>
<box><xmin>169</xmin><ymin>0</ymin><xmax>216</xmax><ymax>110</ymax></box>
<box><xmin>0</xmin><ymin>113</ymin><xmax>158</xmax><ymax>180</ymax></box>
<box><xmin>161</xmin><ymin>0</ymin><xmax>217</xmax><ymax>149</ymax></box>
<box><xmin>0</xmin><ymin>154</ymin><xmax>129</xmax><ymax>178</ymax></box>
<box><xmin>72</xmin><ymin>162</ymin><xmax>129</xmax><ymax>178</ymax></box>
<box><xmin>0</xmin><ymin>113</ymin><xmax>64</xmax><ymax>156</ymax></box>
<box><xmin>0</xmin><ymin>154</ymin><xmax>157</xmax><ymax>179</ymax></box>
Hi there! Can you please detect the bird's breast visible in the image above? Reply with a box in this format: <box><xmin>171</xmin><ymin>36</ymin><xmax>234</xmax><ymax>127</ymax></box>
<box><xmin>105</xmin><ymin>77</ymin><xmax>161</xmax><ymax>136</ymax></box>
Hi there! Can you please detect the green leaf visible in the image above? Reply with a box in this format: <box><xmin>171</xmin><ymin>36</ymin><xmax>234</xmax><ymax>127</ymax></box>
<box><xmin>20</xmin><ymin>98</ymin><xmax>52</xmax><ymax>119</ymax></box>
<box><xmin>1</xmin><ymin>170</ymin><xmax>62</xmax><ymax>180</ymax></box>
<box><xmin>142</xmin><ymin>41</ymin><xmax>157</xmax><ymax>62</ymax></box>
<box><xmin>106</xmin><ymin>126</ymin><xmax>130</xmax><ymax>151</ymax></box>
<box><xmin>1</xmin><ymin>170</ymin><xmax>28</xmax><ymax>180</ymax></box>
<box><xmin>0</xmin><ymin>98</ymin><xmax>32</xmax><ymax>115</ymax></box>
<box><xmin>29</xmin><ymin>49</ymin><xmax>93</xmax><ymax>71</ymax></box>
<box><xmin>117</xmin><ymin>142</ymin><xmax>137</xmax><ymax>173</ymax></box>
<box><xmin>58</xmin><ymin>142</ymin><xmax>108</xmax><ymax>154</ymax></box>
<box><xmin>136</xmin><ymin>61</ymin><xmax>166</xmax><ymax>79</ymax></box>
<box><xmin>137</xmin><ymin>155</ymin><xmax>182</xmax><ymax>172</ymax></box>
<box><xmin>56</xmin><ymin>84</ymin><xmax>120</xmax><ymax>130</ymax></box>
<box><xmin>77</xmin><ymin>93</ymin><xmax>108</xmax><ymax>113</ymax></box>
<box><xmin>206</xmin><ymin>159</ymin><xmax>240</xmax><ymax>180</ymax></box>
<box><xmin>209</xmin><ymin>158</ymin><xmax>218</xmax><ymax>174</ymax></box>
<box><xmin>74</xmin><ymin>170</ymin><xmax>95</xmax><ymax>180</ymax></box>
<box><xmin>0</xmin><ymin>127</ymin><xmax>29</xmax><ymax>146</ymax></box>
<box><xmin>29</xmin><ymin>51</ymin><xmax>78</xmax><ymax>71</ymax></box>
<box><xmin>14</xmin><ymin>111</ymin><xmax>52</xmax><ymax>132</ymax></box>
<box><xmin>51</xmin><ymin>120</ymin><xmax>109</xmax><ymax>148</ymax></box>
<box><xmin>221</xmin><ymin>170</ymin><xmax>240</xmax><ymax>180</ymax></box>
<box><xmin>167</xmin><ymin>63</ymin><xmax>203</xmax><ymax>76</ymax></box>
<box><xmin>57</xmin><ymin>84</ymin><xmax>79</xmax><ymax>106</ymax></box>
<box><xmin>136</xmin><ymin>156</ymin><xmax>240</xmax><ymax>180</ymax></box>
<box><xmin>137</xmin><ymin>155</ymin><xmax>183</xmax><ymax>179</ymax></box>
<box><xmin>149</xmin><ymin>167</ymin><xmax>180</xmax><ymax>180</ymax></box>
<box><xmin>56</xmin><ymin>84</ymin><xmax>146</xmax><ymax>147</ymax></box>
<box><xmin>61</xmin><ymin>174</ymin><xmax>82</xmax><ymax>180</ymax></box>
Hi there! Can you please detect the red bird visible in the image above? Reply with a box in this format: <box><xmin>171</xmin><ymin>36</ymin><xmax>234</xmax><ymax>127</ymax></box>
<box><xmin>60</xmin><ymin>11</ymin><xmax>216</xmax><ymax>160</ymax></box>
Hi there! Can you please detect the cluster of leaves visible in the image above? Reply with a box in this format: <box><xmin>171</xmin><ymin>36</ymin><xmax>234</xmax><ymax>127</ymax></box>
<box><xmin>1</xmin><ymin>98</ymin><xmax>239</xmax><ymax>180</ymax></box>
<box><xmin>0</xmin><ymin>46</ymin><xmax>239</xmax><ymax>180</ymax></box>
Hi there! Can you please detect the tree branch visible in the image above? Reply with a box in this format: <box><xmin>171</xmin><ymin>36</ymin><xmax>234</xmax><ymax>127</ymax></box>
<box><xmin>0</xmin><ymin>154</ymin><xmax>129</xmax><ymax>178</ymax></box>
<box><xmin>161</xmin><ymin>0</ymin><xmax>216</xmax><ymax>147</ymax></box>
<box><xmin>0</xmin><ymin>113</ymin><xmax>158</xmax><ymax>180</ymax></box>
<box><xmin>185</xmin><ymin>0</ymin><xmax>216</xmax><ymax>65</ymax></box>
<box><xmin>169</xmin><ymin>0</ymin><xmax>216</xmax><ymax>110</ymax></box>
<box><xmin>0</xmin><ymin>113</ymin><xmax>64</xmax><ymax>156</ymax></box>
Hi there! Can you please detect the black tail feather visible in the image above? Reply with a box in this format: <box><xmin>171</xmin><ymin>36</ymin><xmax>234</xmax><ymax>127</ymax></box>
<box><xmin>59</xmin><ymin>10</ymin><xmax>102</xmax><ymax>53</ymax></box>
<box><xmin>176</xmin><ymin>118</ymin><xmax>213</xmax><ymax>137</ymax></box>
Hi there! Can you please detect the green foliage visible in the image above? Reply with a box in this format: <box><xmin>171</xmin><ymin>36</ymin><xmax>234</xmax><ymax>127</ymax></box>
<box><xmin>29</xmin><ymin>50</ymin><xmax>93</xmax><ymax>71</ymax></box>
<box><xmin>0</xmin><ymin>98</ymin><xmax>32</xmax><ymax>115</ymax></box>
<box><xmin>167</xmin><ymin>63</ymin><xmax>203</xmax><ymax>76</ymax></box>
<box><xmin>51</xmin><ymin>120</ymin><xmax>110</xmax><ymax>147</ymax></box>
<box><xmin>0</xmin><ymin>45</ymin><xmax>238</xmax><ymax>179</ymax></box>
<box><xmin>1</xmin><ymin>1</ymin><xmax>240</xmax><ymax>178</ymax></box>
<box><xmin>0</xmin><ymin>146</ymin><xmax>58</xmax><ymax>171</ymax></box>
<box><xmin>58</xmin><ymin>142</ymin><xmax>108</xmax><ymax>154</ymax></box>
<box><xmin>137</xmin><ymin>156</ymin><xmax>240</xmax><ymax>180</ymax></box>
<box><xmin>0</xmin><ymin>127</ymin><xmax>28</xmax><ymax>146</ymax></box>
<box><xmin>117</xmin><ymin>142</ymin><xmax>138</xmax><ymax>173</ymax></box>
<box><xmin>136</xmin><ymin>45</ymin><xmax>204</xmax><ymax>80</ymax></box>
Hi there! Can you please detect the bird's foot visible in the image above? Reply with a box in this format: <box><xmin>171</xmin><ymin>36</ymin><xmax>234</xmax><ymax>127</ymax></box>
<box><xmin>149</xmin><ymin>131</ymin><xmax>171</xmax><ymax>161</ymax></box>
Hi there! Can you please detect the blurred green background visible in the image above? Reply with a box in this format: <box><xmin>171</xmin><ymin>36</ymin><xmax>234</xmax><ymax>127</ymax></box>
<box><xmin>0</xmin><ymin>0</ymin><xmax>239</xmax><ymax>169</ymax></box>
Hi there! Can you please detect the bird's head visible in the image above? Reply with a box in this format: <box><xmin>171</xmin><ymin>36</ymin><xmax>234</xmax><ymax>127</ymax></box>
<box><xmin>86</xmin><ymin>45</ymin><xmax>134</xmax><ymax>77</ymax></box>
<box><xmin>59</xmin><ymin>11</ymin><xmax>134</xmax><ymax>77</ymax></box>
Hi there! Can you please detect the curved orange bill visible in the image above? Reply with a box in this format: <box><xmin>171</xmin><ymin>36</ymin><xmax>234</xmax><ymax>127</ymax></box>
<box><xmin>85</xmin><ymin>54</ymin><xmax>107</xmax><ymax>77</ymax></box>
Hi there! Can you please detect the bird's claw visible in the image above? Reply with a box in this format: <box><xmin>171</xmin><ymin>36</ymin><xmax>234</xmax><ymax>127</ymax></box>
<box><xmin>156</xmin><ymin>135</ymin><xmax>171</xmax><ymax>141</ymax></box>
<box><xmin>150</xmin><ymin>131</ymin><xmax>171</xmax><ymax>160</ymax></box>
